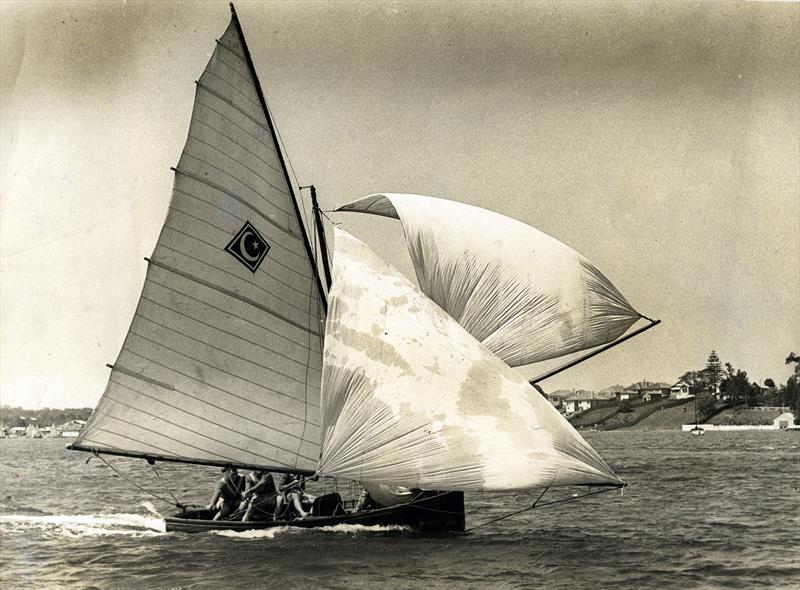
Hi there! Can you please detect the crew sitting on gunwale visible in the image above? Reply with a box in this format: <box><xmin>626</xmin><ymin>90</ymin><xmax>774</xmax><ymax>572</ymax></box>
<box><xmin>279</xmin><ymin>472</ymin><xmax>316</xmax><ymax>519</ymax></box>
<box><xmin>240</xmin><ymin>470</ymin><xmax>282</xmax><ymax>522</ymax></box>
<box><xmin>207</xmin><ymin>465</ymin><xmax>245</xmax><ymax>521</ymax></box>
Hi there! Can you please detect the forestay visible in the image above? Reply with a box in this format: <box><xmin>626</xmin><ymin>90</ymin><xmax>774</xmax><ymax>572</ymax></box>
<box><xmin>337</xmin><ymin>194</ymin><xmax>642</xmax><ymax>367</ymax></box>
<box><xmin>316</xmin><ymin>229</ymin><xmax>623</xmax><ymax>491</ymax></box>
<box><xmin>72</xmin><ymin>17</ymin><xmax>325</xmax><ymax>473</ymax></box>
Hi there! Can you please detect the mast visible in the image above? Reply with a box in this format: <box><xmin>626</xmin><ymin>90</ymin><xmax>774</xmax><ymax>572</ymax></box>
<box><xmin>307</xmin><ymin>185</ymin><xmax>333</xmax><ymax>290</ymax></box>
<box><xmin>229</xmin><ymin>3</ymin><xmax>327</xmax><ymax>312</ymax></box>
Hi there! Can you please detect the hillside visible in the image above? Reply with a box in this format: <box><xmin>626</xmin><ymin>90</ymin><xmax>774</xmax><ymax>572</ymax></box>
<box><xmin>708</xmin><ymin>407</ymin><xmax>783</xmax><ymax>425</ymax></box>
<box><xmin>625</xmin><ymin>399</ymin><xmax>697</xmax><ymax>430</ymax></box>
<box><xmin>568</xmin><ymin>404</ymin><xmax>620</xmax><ymax>428</ymax></box>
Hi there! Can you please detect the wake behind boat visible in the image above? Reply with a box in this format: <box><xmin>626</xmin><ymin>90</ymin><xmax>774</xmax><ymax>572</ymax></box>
<box><xmin>68</xmin><ymin>3</ymin><xmax>657</xmax><ymax>534</ymax></box>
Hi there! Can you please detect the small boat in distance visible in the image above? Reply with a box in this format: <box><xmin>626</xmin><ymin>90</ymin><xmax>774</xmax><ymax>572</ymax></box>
<box><xmin>690</xmin><ymin>397</ymin><xmax>705</xmax><ymax>436</ymax></box>
<box><xmin>68</xmin><ymin>4</ymin><xmax>658</xmax><ymax>533</ymax></box>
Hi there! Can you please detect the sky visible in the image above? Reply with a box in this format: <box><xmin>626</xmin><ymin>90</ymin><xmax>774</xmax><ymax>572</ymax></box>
<box><xmin>1</xmin><ymin>0</ymin><xmax>798</xmax><ymax>409</ymax></box>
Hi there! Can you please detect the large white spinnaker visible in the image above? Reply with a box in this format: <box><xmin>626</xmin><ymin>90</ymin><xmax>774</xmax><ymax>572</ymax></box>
<box><xmin>316</xmin><ymin>229</ymin><xmax>623</xmax><ymax>491</ymax></box>
<box><xmin>72</xmin><ymin>15</ymin><xmax>325</xmax><ymax>473</ymax></box>
<box><xmin>336</xmin><ymin>194</ymin><xmax>643</xmax><ymax>367</ymax></box>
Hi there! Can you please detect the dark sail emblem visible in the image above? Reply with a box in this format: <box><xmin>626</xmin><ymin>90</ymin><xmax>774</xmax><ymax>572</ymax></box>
<box><xmin>225</xmin><ymin>221</ymin><xmax>270</xmax><ymax>273</ymax></box>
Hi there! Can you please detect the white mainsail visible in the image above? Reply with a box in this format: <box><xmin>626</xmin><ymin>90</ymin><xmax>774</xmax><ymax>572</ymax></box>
<box><xmin>317</xmin><ymin>229</ymin><xmax>623</xmax><ymax>491</ymax></box>
<box><xmin>337</xmin><ymin>193</ymin><xmax>642</xmax><ymax>367</ymax></box>
<box><xmin>72</xmin><ymin>16</ymin><xmax>326</xmax><ymax>473</ymax></box>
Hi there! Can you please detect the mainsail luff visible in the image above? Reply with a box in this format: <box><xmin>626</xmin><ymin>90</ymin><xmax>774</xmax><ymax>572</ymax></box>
<box><xmin>71</xmin><ymin>13</ymin><xmax>325</xmax><ymax>474</ymax></box>
<box><xmin>229</xmin><ymin>4</ymin><xmax>329</xmax><ymax>308</ymax></box>
<box><xmin>317</xmin><ymin>229</ymin><xmax>623</xmax><ymax>491</ymax></box>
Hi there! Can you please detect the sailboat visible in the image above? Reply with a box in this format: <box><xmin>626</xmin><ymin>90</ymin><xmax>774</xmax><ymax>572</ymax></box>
<box><xmin>68</xmin><ymin>4</ymin><xmax>657</xmax><ymax>533</ymax></box>
<box><xmin>690</xmin><ymin>397</ymin><xmax>705</xmax><ymax>436</ymax></box>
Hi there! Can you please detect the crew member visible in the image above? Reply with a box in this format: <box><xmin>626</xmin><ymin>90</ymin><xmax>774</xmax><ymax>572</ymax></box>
<box><xmin>207</xmin><ymin>465</ymin><xmax>245</xmax><ymax>521</ymax></box>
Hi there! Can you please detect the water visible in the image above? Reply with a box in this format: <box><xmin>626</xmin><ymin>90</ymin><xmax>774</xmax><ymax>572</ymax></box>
<box><xmin>1</xmin><ymin>431</ymin><xmax>798</xmax><ymax>589</ymax></box>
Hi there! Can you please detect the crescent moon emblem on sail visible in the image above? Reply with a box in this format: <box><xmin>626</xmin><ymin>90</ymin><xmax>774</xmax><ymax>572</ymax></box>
<box><xmin>238</xmin><ymin>231</ymin><xmax>261</xmax><ymax>263</ymax></box>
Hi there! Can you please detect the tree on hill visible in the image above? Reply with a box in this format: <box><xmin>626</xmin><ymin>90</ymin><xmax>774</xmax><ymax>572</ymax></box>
<box><xmin>720</xmin><ymin>362</ymin><xmax>763</xmax><ymax>407</ymax></box>
<box><xmin>704</xmin><ymin>350</ymin><xmax>723</xmax><ymax>395</ymax></box>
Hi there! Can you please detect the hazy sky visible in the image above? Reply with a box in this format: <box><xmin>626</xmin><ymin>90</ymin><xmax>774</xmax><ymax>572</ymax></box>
<box><xmin>1</xmin><ymin>1</ymin><xmax>798</xmax><ymax>409</ymax></box>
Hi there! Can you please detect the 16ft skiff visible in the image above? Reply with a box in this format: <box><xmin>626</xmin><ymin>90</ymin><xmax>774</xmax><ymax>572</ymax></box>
<box><xmin>69</xmin><ymin>4</ymin><xmax>657</xmax><ymax>533</ymax></box>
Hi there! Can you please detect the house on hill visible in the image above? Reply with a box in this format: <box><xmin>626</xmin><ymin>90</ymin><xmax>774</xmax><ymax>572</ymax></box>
<box><xmin>671</xmin><ymin>380</ymin><xmax>692</xmax><ymax>399</ymax></box>
<box><xmin>544</xmin><ymin>389</ymin><xmax>571</xmax><ymax>411</ymax></box>
<box><xmin>563</xmin><ymin>390</ymin><xmax>616</xmax><ymax>414</ymax></box>
<box><xmin>629</xmin><ymin>381</ymin><xmax>672</xmax><ymax>402</ymax></box>
<box><xmin>601</xmin><ymin>384</ymin><xmax>637</xmax><ymax>402</ymax></box>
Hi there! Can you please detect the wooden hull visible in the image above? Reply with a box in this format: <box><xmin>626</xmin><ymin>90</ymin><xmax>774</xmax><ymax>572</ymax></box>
<box><xmin>165</xmin><ymin>491</ymin><xmax>465</xmax><ymax>533</ymax></box>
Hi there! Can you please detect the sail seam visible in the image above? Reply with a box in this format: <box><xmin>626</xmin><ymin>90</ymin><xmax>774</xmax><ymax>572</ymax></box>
<box><xmin>189</xmin><ymin>114</ymin><xmax>282</xmax><ymax>176</ymax></box>
<box><xmin>209</xmin><ymin>46</ymin><xmax>257</xmax><ymax>95</ymax></box>
<box><xmin>194</xmin><ymin>96</ymin><xmax>276</xmax><ymax>157</ymax></box>
<box><xmin>216</xmin><ymin>39</ymin><xmax>248</xmax><ymax>66</ymax></box>
<box><xmin>173</xmin><ymin>166</ymin><xmax>294</xmax><ymax>240</ymax></box>
<box><xmin>201</xmin><ymin>69</ymin><xmax>263</xmax><ymax>115</ymax></box>
<box><xmin>138</xmin><ymin>293</ymin><xmax>322</xmax><ymax>374</ymax></box>
<box><xmin>107</xmin><ymin>379</ymin><xmax>318</xmax><ymax>463</ymax></box>
<box><xmin>145</xmin><ymin>273</ymin><xmax>320</xmax><ymax>353</ymax></box>
<box><xmin>184</xmin><ymin>135</ymin><xmax>291</xmax><ymax>208</ymax></box>
<box><xmin>179</xmin><ymin>151</ymin><xmax>292</xmax><ymax>218</ymax></box>
<box><xmin>134</xmin><ymin>311</ymin><xmax>321</xmax><ymax>389</ymax></box>
<box><xmin>152</xmin><ymin>241</ymin><xmax>317</xmax><ymax>322</ymax></box>
<box><xmin>101</xmin><ymin>398</ymin><xmax>299</xmax><ymax>466</ymax></box>
<box><xmin>126</xmin><ymin>328</ymin><xmax>321</xmax><ymax>409</ymax></box>
<box><xmin>111</xmin><ymin>368</ymin><xmax>321</xmax><ymax>444</ymax></box>
<box><xmin>120</xmin><ymin>347</ymin><xmax>321</xmax><ymax>427</ymax></box>
<box><xmin>196</xmin><ymin>79</ymin><xmax>268</xmax><ymax>135</ymax></box>
<box><xmin>99</xmin><ymin>412</ymin><xmax>241</xmax><ymax>463</ymax></box>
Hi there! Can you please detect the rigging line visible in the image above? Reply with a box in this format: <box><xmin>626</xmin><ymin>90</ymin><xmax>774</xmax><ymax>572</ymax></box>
<box><xmin>149</xmin><ymin>462</ymin><xmax>182</xmax><ymax>508</ymax></box>
<box><xmin>464</xmin><ymin>486</ymin><xmax>620</xmax><ymax>534</ymax></box>
<box><xmin>295</xmin><ymin>220</ymin><xmax>317</xmax><ymax>462</ymax></box>
<box><xmin>464</xmin><ymin>487</ymin><xmax>549</xmax><ymax>534</ymax></box>
<box><xmin>92</xmin><ymin>452</ymin><xmax>177</xmax><ymax>506</ymax></box>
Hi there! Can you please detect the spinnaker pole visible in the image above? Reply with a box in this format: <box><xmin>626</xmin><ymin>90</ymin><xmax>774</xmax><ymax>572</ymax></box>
<box><xmin>530</xmin><ymin>319</ymin><xmax>661</xmax><ymax>386</ymax></box>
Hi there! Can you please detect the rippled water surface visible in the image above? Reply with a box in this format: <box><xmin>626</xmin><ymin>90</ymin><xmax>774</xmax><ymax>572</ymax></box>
<box><xmin>2</xmin><ymin>431</ymin><xmax>798</xmax><ymax>589</ymax></box>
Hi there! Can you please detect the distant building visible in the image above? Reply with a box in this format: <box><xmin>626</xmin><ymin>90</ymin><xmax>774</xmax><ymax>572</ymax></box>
<box><xmin>629</xmin><ymin>381</ymin><xmax>672</xmax><ymax>402</ymax></box>
<box><xmin>562</xmin><ymin>390</ymin><xmax>615</xmax><ymax>414</ymax></box>
<box><xmin>671</xmin><ymin>380</ymin><xmax>692</xmax><ymax>399</ymax></box>
<box><xmin>614</xmin><ymin>389</ymin><xmax>639</xmax><ymax>402</ymax></box>
<box><xmin>59</xmin><ymin>419</ymin><xmax>86</xmax><ymax>438</ymax></box>
<box><xmin>545</xmin><ymin>389</ymin><xmax>571</xmax><ymax>411</ymax></box>
<box><xmin>774</xmin><ymin>412</ymin><xmax>796</xmax><ymax>430</ymax></box>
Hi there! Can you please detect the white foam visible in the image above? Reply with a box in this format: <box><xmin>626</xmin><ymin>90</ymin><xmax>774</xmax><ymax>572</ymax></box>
<box><xmin>0</xmin><ymin>512</ymin><xmax>166</xmax><ymax>537</ymax></box>
<box><xmin>316</xmin><ymin>523</ymin><xmax>410</xmax><ymax>533</ymax></box>
<box><xmin>209</xmin><ymin>522</ymin><xmax>410</xmax><ymax>538</ymax></box>
<box><xmin>139</xmin><ymin>501</ymin><xmax>162</xmax><ymax>518</ymax></box>
<box><xmin>211</xmin><ymin>526</ymin><xmax>289</xmax><ymax>539</ymax></box>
